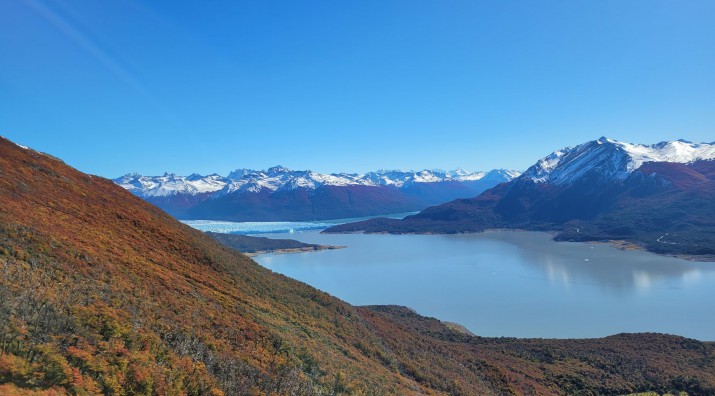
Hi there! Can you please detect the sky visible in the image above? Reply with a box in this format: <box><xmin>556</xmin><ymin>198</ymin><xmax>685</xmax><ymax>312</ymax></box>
<box><xmin>1</xmin><ymin>0</ymin><xmax>714</xmax><ymax>177</ymax></box>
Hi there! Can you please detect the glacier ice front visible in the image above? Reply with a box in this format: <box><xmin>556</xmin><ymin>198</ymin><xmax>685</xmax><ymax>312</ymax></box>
<box><xmin>182</xmin><ymin>212</ymin><xmax>417</xmax><ymax>235</ymax></box>
<box><xmin>182</xmin><ymin>220</ymin><xmax>334</xmax><ymax>234</ymax></box>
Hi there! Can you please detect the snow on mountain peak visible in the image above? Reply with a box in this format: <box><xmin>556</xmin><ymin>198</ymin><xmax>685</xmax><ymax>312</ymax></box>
<box><xmin>524</xmin><ymin>138</ymin><xmax>715</xmax><ymax>185</ymax></box>
<box><xmin>115</xmin><ymin>172</ymin><xmax>229</xmax><ymax>197</ymax></box>
<box><xmin>482</xmin><ymin>169</ymin><xmax>522</xmax><ymax>181</ymax></box>
<box><xmin>267</xmin><ymin>165</ymin><xmax>291</xmax><ymax>174</ymax></box>
<box><xmin>115</xmin><ymin>166</ymin><xmax>519</xmax><ymax>197</ymax></box>
<box><xmin>227</xmin><ymin>168</ymin><xmax>254</xmax><ymax>180</ymax></box>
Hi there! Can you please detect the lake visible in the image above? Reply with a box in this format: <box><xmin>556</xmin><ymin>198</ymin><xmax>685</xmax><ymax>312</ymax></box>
<box><xmin>186</xmin><ymin>220</ymin><xmax>715</xmax><ymax>340</ymax></box>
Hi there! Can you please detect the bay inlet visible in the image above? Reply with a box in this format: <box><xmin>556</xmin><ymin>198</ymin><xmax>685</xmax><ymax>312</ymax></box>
<box><xmin>186</xmin><ymin>218</ymin><xmax>715</xmax><ymax>340</ymax></box>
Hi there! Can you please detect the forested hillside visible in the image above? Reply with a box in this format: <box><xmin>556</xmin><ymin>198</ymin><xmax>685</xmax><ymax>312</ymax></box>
<box><xmin>1</xmin><ymin>137</ymin><xmax>713</xmax><ymax>395</ymax></box>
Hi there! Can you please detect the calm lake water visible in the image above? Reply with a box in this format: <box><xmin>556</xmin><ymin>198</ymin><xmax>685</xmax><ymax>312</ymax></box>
<box><xmin>252</xmin><ymin>230</ymin><xmax>715</xmax><ymax>341</ymax></box>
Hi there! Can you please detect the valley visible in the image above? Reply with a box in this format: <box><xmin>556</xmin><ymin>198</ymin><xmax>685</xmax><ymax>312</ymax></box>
<box><xmin>5</xmin><ymin>1</ymin><xmax>713</xmax><ymax>394</ymax></box>
<box><xmin>3</xmin><ymin>131</ymin><xmax>714</xmax><ymax>395</ymax></box>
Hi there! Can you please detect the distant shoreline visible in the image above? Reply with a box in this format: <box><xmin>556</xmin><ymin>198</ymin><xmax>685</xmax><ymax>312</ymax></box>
<box><xmin>326</xmin><ymin>227</ymin><xmax>715</xmax><ymax>263</ymax></box>
<box><xmin>483</xmin><ymin>229</ymin><xmax>715</xmax><ymax>262</ymax></box>
<box><xmin>599</xmin><ymin>239</ymin><xmax>715</xmax><ymax>263</ymax></box>
<box><xmin>206</xmin><ymin>231</ymin><xmax>345</xmax><ymax>258</ymax></box>
<box><xmin>245</xmin><ymin>245</ymin><xmax>345</xmax><ymax>257</ymax></box>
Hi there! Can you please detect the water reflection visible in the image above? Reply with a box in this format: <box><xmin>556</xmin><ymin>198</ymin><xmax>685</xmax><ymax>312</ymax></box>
<box><xmin>455</xmin><ymin>231</ymin><xmax>712</xmax><ymax>293</ymax></box>
<box><xmin>254</xmin><ymin>229</ymin><xmax>715</xmax><ymax>339</ymax></box>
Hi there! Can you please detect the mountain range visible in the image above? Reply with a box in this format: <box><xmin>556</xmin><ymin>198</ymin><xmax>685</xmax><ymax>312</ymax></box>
<box><xmin>115</xmin><ymin>167</ymin><xmax>520</xmax><ymax>221</ymax></box>
<box><xmin>3</xmin><ymin>137</ymin><xmax>715</xmax><ymax>394</ymax></box>
<box><xmin>326</xmin><ymin>137</ymin><xmax>715</xmax><ymax>259</ymax></box>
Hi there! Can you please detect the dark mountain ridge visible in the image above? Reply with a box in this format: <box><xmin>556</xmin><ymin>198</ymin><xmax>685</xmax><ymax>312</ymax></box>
<box><xmin>326</xmin><ymin>138</ymin><xmax>715</xmax><ymax>259</ymax></box>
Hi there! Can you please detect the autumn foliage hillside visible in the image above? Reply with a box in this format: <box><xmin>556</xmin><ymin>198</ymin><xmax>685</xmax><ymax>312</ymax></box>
<box><xmin>0</xmin><ymin>138</ymin><xmax>432</xmax><ymax>394</ymax></box>
<box><xmin>0</xmin><ymin>137</ymin><xmax>714</xmax><ymax>395</ymax></box>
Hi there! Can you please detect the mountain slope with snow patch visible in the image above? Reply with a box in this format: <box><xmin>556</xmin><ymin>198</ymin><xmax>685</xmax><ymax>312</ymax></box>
<box><xmin>326</xmin><ymin>138</ymin><xmax>715</xmax><ymax>259</ymax></box>
<box><xmin>115</xmin><ymin>166</ymin><xmax>521</xmax><ymax>220</ymax></box>
<box><xmin>523</xmin><ymin>137</ymin><xmax>715</xmax><ymax>185</ymax></box>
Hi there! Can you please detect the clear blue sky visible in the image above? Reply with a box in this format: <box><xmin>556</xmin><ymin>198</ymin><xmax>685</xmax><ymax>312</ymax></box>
<box><xmin>2</xmin><ymin>0</ymin><xmax>713</xmax><ymax>177</ymax></box>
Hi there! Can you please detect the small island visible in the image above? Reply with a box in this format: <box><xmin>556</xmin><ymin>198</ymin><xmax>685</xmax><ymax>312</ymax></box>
<box><xmin>207</xmin><ymin>231</ymin><xmax>344</xmax><ymax>256</ymax></box>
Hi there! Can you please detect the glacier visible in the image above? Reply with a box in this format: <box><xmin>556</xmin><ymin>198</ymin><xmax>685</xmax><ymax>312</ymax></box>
<box><xmin>183</xmin><ymin>212</ymin><xmax>417</xmax><ymax>234</ymax></box>
<box><xmin>182</xmin><ymin>220</ymin><xmax>335</xmax><ymax>234</ymax></box>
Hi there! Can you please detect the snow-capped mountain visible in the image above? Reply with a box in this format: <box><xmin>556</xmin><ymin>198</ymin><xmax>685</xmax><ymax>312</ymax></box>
<box><xmin>116</xmin><ymin>172</ymin><xmax>228</xmax><ymax>197</ymax></box>
<box><xmin>479</xmin><ymin>169</ymin><xmax>523</xmax><ymax>183</ymax></box>
<box><xmin>115</xmin><ymin>166</ymin><xmax>521</xmax><ymax>221</ymax></box>
<box><xmin>116</xmin><ymin>167</ymin><xmax>520</xmax><ymax>198</ymax></box>
<box><xmin>523</xmin><ymin>137</ymin><xmax>715</xmax><ymax>185</ymax></box>
<box><xmin>326</xmin><ymin>137</ymin><xmax>715</xmax><ymax>258</ymax></box>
